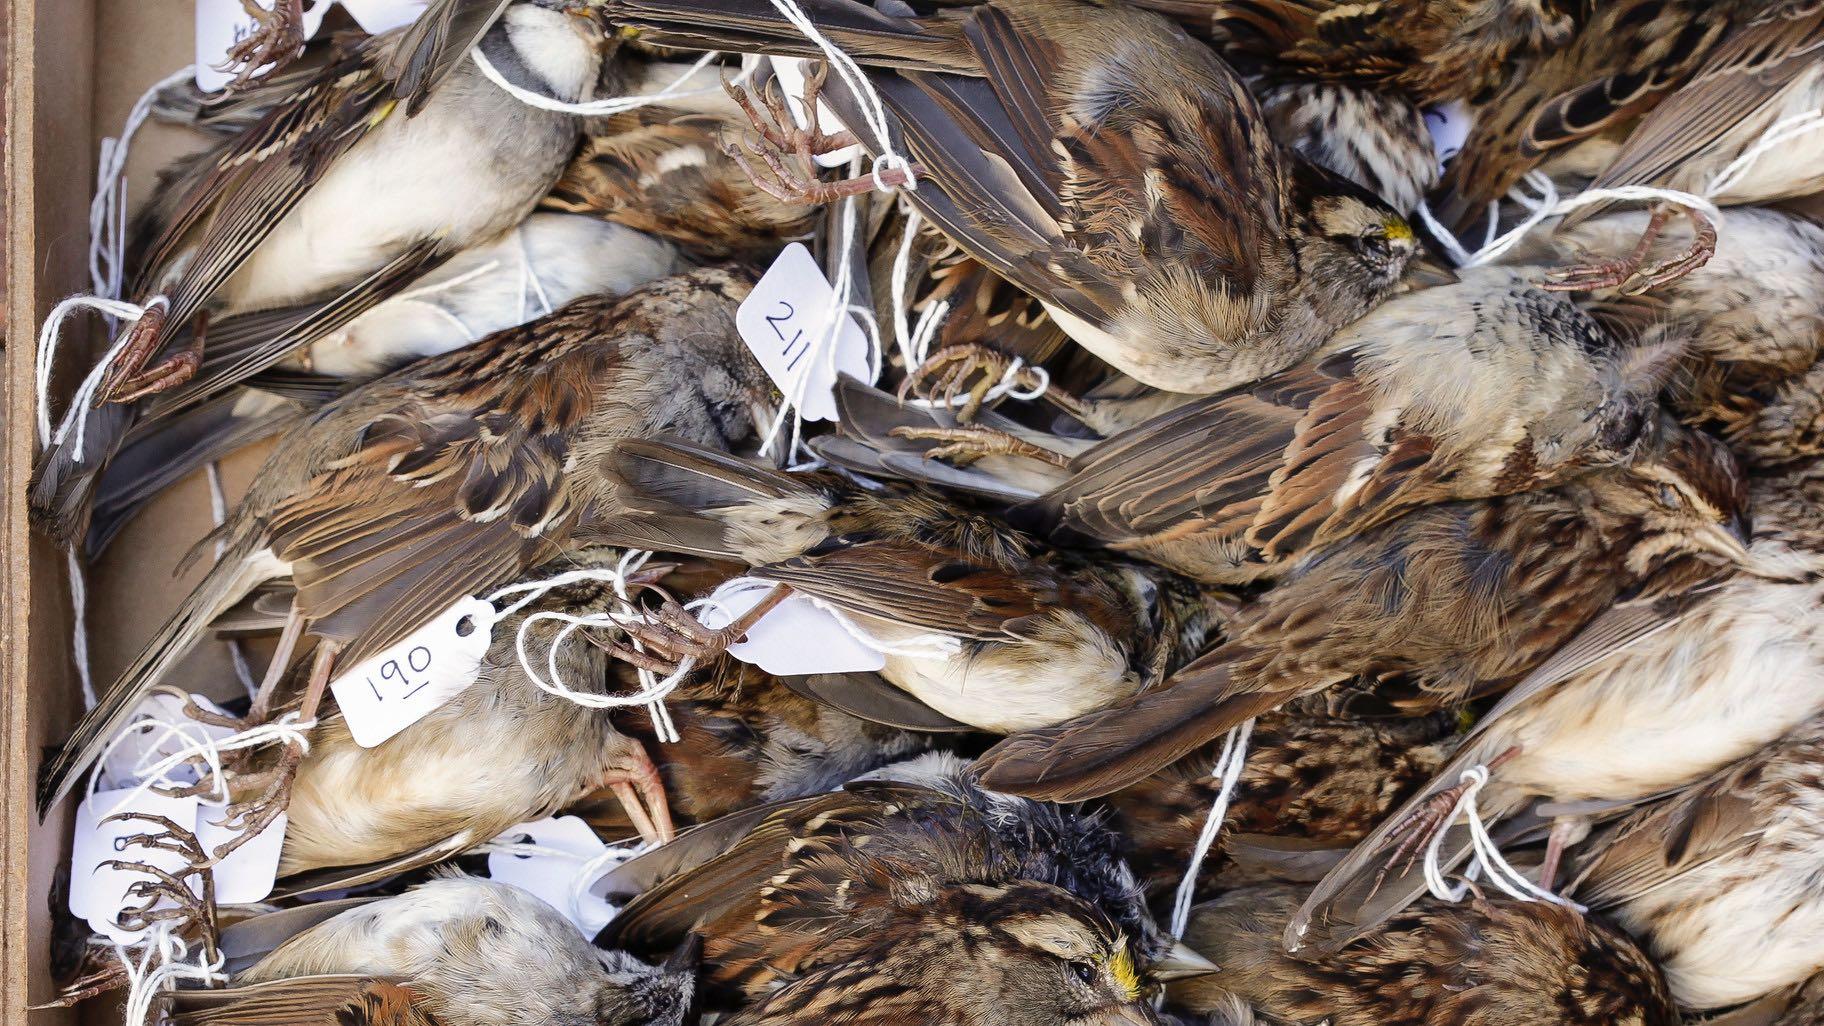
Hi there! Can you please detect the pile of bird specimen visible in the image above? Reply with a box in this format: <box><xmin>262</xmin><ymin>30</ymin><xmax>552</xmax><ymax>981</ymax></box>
<box><xmin>28</xmin><ymin>0</ymin><xmax>1824</xmax><ymax>1024</ymax></box>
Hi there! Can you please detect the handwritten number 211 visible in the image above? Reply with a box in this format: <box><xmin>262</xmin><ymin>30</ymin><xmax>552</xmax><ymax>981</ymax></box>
<box><xmin>765</xmin><ymin>301</ymin><xmax>810</xmax><ymax>371</ymax></box>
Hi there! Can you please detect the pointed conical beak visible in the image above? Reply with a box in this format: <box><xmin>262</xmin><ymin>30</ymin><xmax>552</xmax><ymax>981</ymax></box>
<box><xmin>1148</xmin><ymin>941</ymin><xmax>1220</xmax><ymax>982</ymax></box>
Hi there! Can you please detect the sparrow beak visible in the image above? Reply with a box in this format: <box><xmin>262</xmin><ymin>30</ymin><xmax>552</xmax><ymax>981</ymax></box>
<box><xmin>1147</xmin><ymin>941</ymin><xmax>1220</xmax><ymax>982</ymax></box>
<box><xmin>1400</xmin><ymin>257</ymin><xmax>1461</xmax><ymax>289</ymax></box>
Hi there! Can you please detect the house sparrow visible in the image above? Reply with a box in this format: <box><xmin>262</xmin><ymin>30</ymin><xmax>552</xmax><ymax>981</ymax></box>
<box><xmin>1135</xmin><ymin>0</ymin><xmax>1582</xmax><ymax>107</ymax></box>
<box><xmin>852</xmin><ymin>267</ymin><xmax>1681</xmax><ymax>586</ymax></box>
<box><xmin>542</xmin><ymin>106</ymin><xmax>817</xmax><ymax>261</ymax></box>
<box><xmin>1106</xmin><ymin>709</ymin><xmax>1456</xmax><ymax>908</ymax></box>
<box><xmin>605</xmin><ymin>0</ymin><xmax>1418</xmax><ymax>394</ymax></box>
<box><xmin>229</xmin><ymin>548</ymin><xmax>678</xmax><ymax>887</ymax></box>
<box><xmin>973</xmin><ymin>426</ymin><xmax>1751</xmax><ymax>802</ymax></box>
<box><xmin>597</xmin><ymin>753</ymin><xmax>1213</xmax><ymax>1024</ymax></box>
<box><xmin>175</xmin><ymin>874</ymin><xmax>695</xmax><ymax>1026</ymax></box>
<box><xmin>1570</xmin><ymin>711</ymin><xmax>1824</xmax><ymax>1010</ymax></box>
<box><xmin>1289</xmin><ymin>451</ymin><xmax>1824</xmax><ymax>956</ymax></box>
<box><xmin>1167</xmin><ymin>881</ymin><xmax>1677</xmax><ymax>1026</ymax></box>
<box><xmin>32</xmin><ymin>1</ymin><xmax>605</xmax><ymax>544</ymax></box>
<box><xmin>82</xmin><ymin>213</ymin><xmax>686</xmax><ymax>557</ymax></box>
<box><xmin>36</xmin><ymin>269</ymin><xmax>774</xmax><ymax>820</ymax></box>
<box><xmin>592</xmin><ymin>436</ymin><xmax>1232</xmax><ymax>734</ymax></box>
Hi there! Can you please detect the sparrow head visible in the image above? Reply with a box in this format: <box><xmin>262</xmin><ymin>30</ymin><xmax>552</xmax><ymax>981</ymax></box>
<box><xmin>950</xmin><ymin>882</ymin><xmax>1163</xmax><ymax>1026</ymax></box>
<box><xmin>1624</xmin><ymin>424</ymin><xmax>1752</xmax><ymax>565</ymax></box>
<box><xmin>1299</xmin><ymin>161</ymin><xmax>1419</xmax><ymax>296</ymax></box>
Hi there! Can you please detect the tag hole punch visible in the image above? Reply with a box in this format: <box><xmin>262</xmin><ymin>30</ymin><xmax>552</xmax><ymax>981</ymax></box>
<box><xmin>114</xmin><ymin>837</ymin><xmax>129</xmax><ymax>851</ymax></box>
<box><xmin>455</xmin><ymin>615</ymin><xmax>477</xmax><ymax>638</ymax></box>
<box><xmin>512</xmin><ymin>833</ymin><xmax>533</xmax><ymax>860</ymax></box>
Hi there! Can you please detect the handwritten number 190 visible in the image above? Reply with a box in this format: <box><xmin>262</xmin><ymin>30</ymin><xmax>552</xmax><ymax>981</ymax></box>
<box><xmin>765</xmin><ymin>301</ymin><xmax>810</xmax><ymax>371</ymax></box>
<box><xmin>366</xmin><ymin>645</ymin><xmax>435</xmax><ymax>702</ymax></box>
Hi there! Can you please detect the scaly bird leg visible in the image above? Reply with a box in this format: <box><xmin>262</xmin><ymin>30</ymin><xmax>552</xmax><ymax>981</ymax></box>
<box><xmin>607</xmin><ymin>586</ymin><xmax>794</xmax><ymax>677</ymax></box>
<box><xmin>219</xmin><ymin>0</ymin><xmax>308</xmax><ymax>91</ymax></box>
<box><xmin>724</xmin><ymin>63</ymin><xmax>922</xmax><ymax>207</ymax></box>
<box><xmin>101</xmin><ymin>310</ymin><xmax>205</xmax><ymax>405</ymax></box>
<box><xmin>595</xmin><ymin>739</ymin><xmax>675</xmax><ymax>846</ymax></box>
<box><xmin>1543</xmin><ymin>204</ymin><xmax>1717</xmax><ymax>294</ymax></box>
<box><xmin>1369</xmin><ymin>746</ymin><xmax>1522</xmax><ymax>897</ymax></box>
<box><xmin>898</xmin><ymin>343</ymin><xmax>1078</xmax><ymax>423</ymax></box>
<box><xmin>889</xmin><ymin>425</ymin><xmax>1074</xmax><ymax>468</ymax></box>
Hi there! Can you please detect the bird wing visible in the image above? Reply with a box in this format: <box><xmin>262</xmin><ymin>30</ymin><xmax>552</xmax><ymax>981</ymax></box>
<box><xmin>264</xmin><ymin>309</ymin><xmax>616</xmax><ymax>665</ymax></box>
<box><xmin>780</xmin><ymin>672</ymin><xmax>975</xmax><ymax>733</ymax></box>
<box><xmin>1572</xmin><ymin>758</ymin><xmax>1769</xmax><ymax>909</ymax></box>
<box><xmin>381</xmin><ymin>0</ymin><xmax>516</xmax><ymax>114</ymax></box>
<box><xmin>170</xmin><ymin>978</ymin><xmax>425</xmax><ymax>1026</ymax></box>
<box><xmin>135</xmin><ymin>42</ymin><xmax>396</xmax><ymax>341</ymax></box>
<box><xmin>1578</xmin><ymin>4</ymin><xmax>1824</xmax><ymax>200</ymax></box>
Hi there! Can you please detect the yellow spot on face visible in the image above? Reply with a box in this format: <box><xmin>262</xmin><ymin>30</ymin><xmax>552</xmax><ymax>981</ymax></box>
<box><xmin>1110</xmin><ymin>945</ymin><xmax>1140</xmax><ymax>1000</ymax></box>
<box><xmin>1383</xmin><ymin>217</ymin><xmax>1415</xmax><ymax>243</ymax></box>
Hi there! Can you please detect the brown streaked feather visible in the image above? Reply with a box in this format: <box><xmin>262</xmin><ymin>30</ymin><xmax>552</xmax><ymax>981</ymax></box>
<box><xmin>171</xmin><ymin>977</ymin><xmax>421</xmax><ymax>1026</ymax></box>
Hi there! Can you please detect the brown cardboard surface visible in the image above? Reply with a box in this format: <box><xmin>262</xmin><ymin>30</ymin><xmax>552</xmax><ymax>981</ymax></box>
<box><xmin>6</xmin><ymin>0</ymin><xmax>267</xmax><ymax>1018</ymax></box>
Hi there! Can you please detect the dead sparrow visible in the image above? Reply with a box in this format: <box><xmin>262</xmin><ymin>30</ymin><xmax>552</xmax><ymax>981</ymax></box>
<box><xmin>598</xmin><ymin>753</ymin><xmax>1214</xmax><ymax>1024</ymax></box>
<box><xmin>1138</xmin><ymin>0</ymin><xmax>1582</xmax><ymax>107</ymax></box>
<box><xmin>1570</xmin><ymin>711</ymin><xmax>1824</xmax><ymax>1010</ymax></box>
<box><xmin>542</xmin><ymin>106</ymin><xmax>818</xmax><ymax>260</ymax></box>
<box><xmin>853</xmin><ymin>267</ymin><xmax>1681</xmax><ymax>586</ymax></box>
<box><xmin>973</xmin><ymin>426</ymin><xmax>1751</xmax><ymax>802</ymax></box>
<box><xmin>32</xmin><ymin>1</ymin><xmax>604</xmax><ymax>543</ymax></box>
<box><xmin>81</xmin><ymin>213</ymin><xmax>686</xmax><ymax>557</ymax></box>
<box><xmin>1106</xmin><ymin>709</ymin><xmax>1456</xmax><ymax>908</ymax></box>
<box><xmin>1529</xmin><ymin>207</ymin><xmax>1824</xmax><ymax>464</ymax></box>
<box><xmin>36</xmin><ymin>269</ymin><xmax>773</xmax><ymax>819</ymax></box>
<box><xmin>593</xmin><ymin>436</ymin><xmax>1232</xmax><ymax>733</ymax></box>
<box><xmin>181</xmin><ymin>874</ymin><xmax>694</xmax><ymax>1026</ymax></box>
<box><xmin>1168</xmin><ymin>881</ymin><xmax>1677</xmax><ymax>1026</ymax></box>
<box><xmin>606</xmin><ymin>0</ymin><xmax>1418</xmax><ymax>394</ymax></box>
<box><xmin>1290</xmin><ymin>451</ymin><xmax>1824</xmax><ymax>956</ymax></box>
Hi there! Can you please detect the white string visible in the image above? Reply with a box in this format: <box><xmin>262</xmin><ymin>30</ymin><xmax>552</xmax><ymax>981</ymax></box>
<box><xmin>1167</xmin><ymin>719</ymin><xmax>1254</xmax><ymax>941</ymax></box>
<box><xmin>890</xmin><ymin>205</ymin><xmax>924</xmax><ymax>372</ymax></box>
<box><xmin>99</xmin><ymin>713</ymin><xmax>316</xmax><ymax>816</ymax></box>
<box><xmin>34</xmin><ymin>296</ymin><xmax>163</xmax><ymax>459</ymax></box>
<box><xmin>761</xmin><ymin>0</ymin><xmax>916</xmax><ymax>192</ymax></box>
<box><xmin>1707</xmin><ymin>111</ymin><xmax>1824</xmax><ymax>198</ymax></box>
<box><xmin>116</xmin><ymin>923</ymin><xmax>226</xmax><ymax>1026</ymax></box>
<box><xmin>486</xmin><ymin>551</ymin><xmax>684</xmax><ymax>742</ymax></box>
<box><xmin>91</xmin><ymin>67</ymin><xmax>196</xmax><ymax>314</ymax></box>
<box><xmin>904</xmin><ymin>356</ymin><xmax>1051</xmax><ymax>409</ymax></box>
<box><xmin>514</xmin><ymin>224</ymin><xmax>555</xmax><ymax>323</ymax></box>
<box><xmin>1420</xmin><ymin>765</ymin><xmax>1585</xmax><ymax>910</ymax></box>
<box><xmin>66</xmin><ymin>549</ymin><xmax>98</xmax><ymax>709</ymax></box>
<box><xmin>472</xmin><ymin>47</ymin><xmax>735</xmax><ymax>116</ymax></box>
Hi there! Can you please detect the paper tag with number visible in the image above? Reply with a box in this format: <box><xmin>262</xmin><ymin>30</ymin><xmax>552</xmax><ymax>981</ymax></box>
<box><xmin>1424</xmin><ymin>101</ymin><xmax>1473</xmax><ymax>171</ymax></box>
<box><xmin>70</xmin><ymin>789</ymin><xmax>202</xmax><ymax>944</ymax></box>
<box><xmin>737</xmin><ymin>243</ymin><xmax>874</xmax><ymax>422</ymax></box>
<box><xmin>200</xmin><ymin>809</ymin><xmax>288</xmax><ymax>904</ymax></box>
<box><xmin>196</xmin><ymin>0</ymin><xmax>427</xmax><ymax>93</ymax></box>
<box><xmin>487</xmin><ymin>817</ymin><xmax>619</xmax><ymax>936</ymax></box>
<box><xmin>329</xmin><ymin>596</ymin><xmax>498</xmax><ymax>748</ymax></box>
<box><xmin>700</xmin><ymin>577</ymin><xmax>887</xmax><ymax>675</ymax></box>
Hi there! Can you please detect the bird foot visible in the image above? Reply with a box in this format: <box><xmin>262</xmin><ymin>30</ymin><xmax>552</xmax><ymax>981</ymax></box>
<box><xmin>218</xmin><ymin>0</ymin><xmax>308</xmax><ymax>91</ymax></box>
<box><xmin>592</xmin><ymin>742</ymin><xmax>676</xmax><ymax>846</ymax></box>
<box><xmin>95</xmin><ymin>813</ymin><xmax>221</xmax><ymax>955</ymax></box>
<box><xmin>605</xmin><ymin>586</ymin><xmax>792</xmax><ymax>676</ymax></box>
<box><xmin>37</xmin><ymin>952</ymin><xmax>132</xmax><ymax>1008</ymax></box>
<box><xmin>888</xmin><ymin>425</ymin><xmax>1073</xmax><ymax>468</ymax></box>
<box><xmin>723</xmin><ymin>62</ymin><xmax>922</xmax><ymax>206</ymax></box>
<box><xmin>1543</xmin><ymin>204</ymin><xmax>1716</xmax><ymax>295</ymax></box>
<box><xmin>98</xmin><ymin>310</ymin><xmax>204</xmax><ymax>405</ymax></box>
<box><xmin>201</xmin><ymin>744</ymin><xmax>302</xmax><ymax>866</ymax></box>
<box><xmin>899</xmin><ymin>343</ymin><xmax>1051</xmax><ymax>423</ymax></box>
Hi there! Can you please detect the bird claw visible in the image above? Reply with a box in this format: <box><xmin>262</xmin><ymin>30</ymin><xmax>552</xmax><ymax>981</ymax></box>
<box><xmin>203</xmin><ymin>745</ymin><xmax>302</xmax><ymax>866</ymax></box>
<box><xmin>888</xmin><ymin>425</ymin><xmax>1073</xmax><ymax>468</ymax></box>
<box><xmin>723</xmin><ymin>62</ymin><xmax>919</xmax><ymax>206</ymax></box>
<box><xmin>596</xmin><ymin>742</ymin><xmax>676</xmax><ymax>846</ymax></box>
<box><xmin>900</xmin><ymin>344</ymin><xmax>1028</xmax><ymax>422</ymax></box>
<box><xmin>1542</xmin><ymin>204</ymin><xmax>1716</xmax><ymax>295</ymax></box>
<box><xmin>217</xmin><ymin>0</ymin><xmax>308</xmax><ymax>91</ymax></box>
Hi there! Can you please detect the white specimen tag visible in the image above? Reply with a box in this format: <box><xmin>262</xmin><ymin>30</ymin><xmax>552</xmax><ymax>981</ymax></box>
<box><xmin>69</xmin><ymin>789</ymin><xmax>202</xmax><ymax>944</ymax></box>
<box><xmin>329</xmin><ymin>596</ymin><xmax>498</xmax><ymax>748</ymax></box>
<box><xmin>100</xmin><ymin>693</ymin><xmax>235</xmax><ymax>791</ymax></box>
<box><xmin>487</xmin><ymin>816</ymin><xmax>619</xmax><ymax>936</ymax></box>
<box><xmin>196</xmin><ymin>0</ymin><xmax>428</xmax><ymax>92</ymax></box>
<box><xmin>1425</xmin><ymin>101</ymin><xmax>1473</xmax><ymax>171</ymax></box>
<box><xmin>200</xmin><ymin>809</ymin><xmax>288</xmax><ymax>904</ymax></box>
<box><xmin>700</xmin><ymin>577</ymin><xmax>887</xmax><ymax>676</ymax></box>
<box><xmin>737</xmin><ymin>243</ymin><xmax>874</xmax><ymax>422</ymax></box>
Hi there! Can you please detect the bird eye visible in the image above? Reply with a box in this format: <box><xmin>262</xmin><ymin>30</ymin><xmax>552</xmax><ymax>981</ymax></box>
<box><xmin>1659</xmin><ymin>484</ymin><xmax>1683</xmax><ymax>508</ymax></box>
<box><xmin>1070</xmin><ymin>961</ymin><xmax>1098</xmax><ymax>985</ymax></box>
